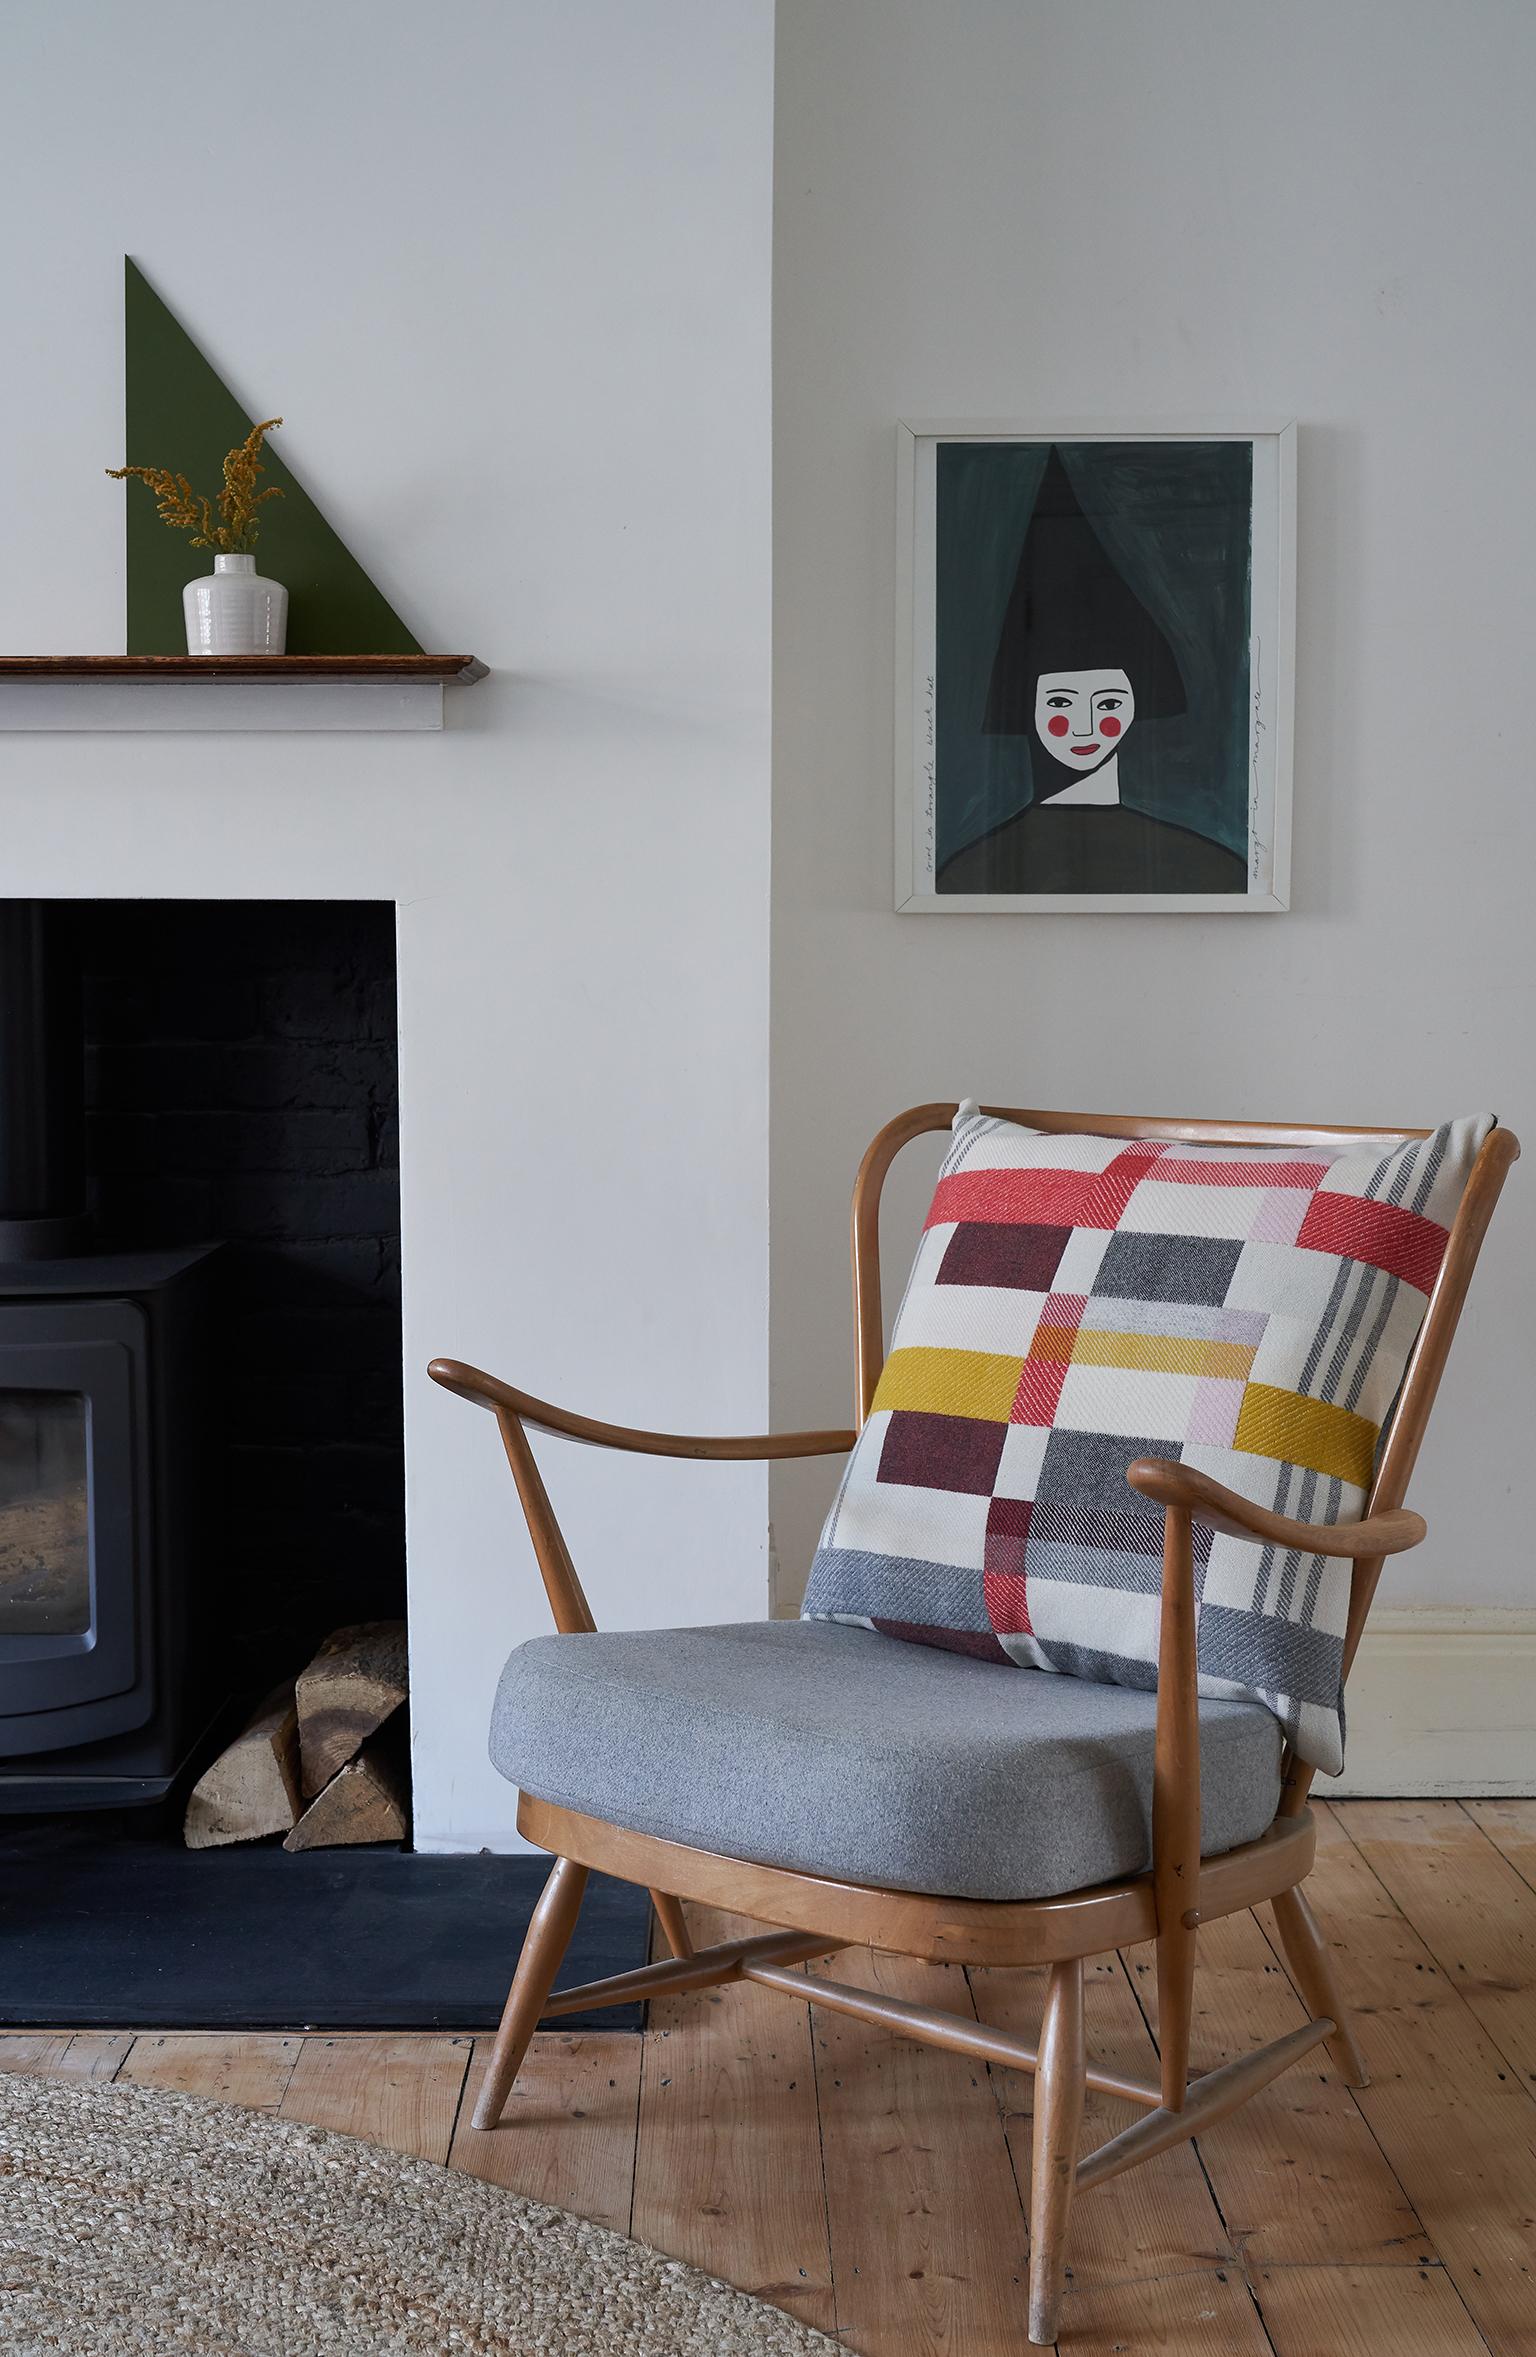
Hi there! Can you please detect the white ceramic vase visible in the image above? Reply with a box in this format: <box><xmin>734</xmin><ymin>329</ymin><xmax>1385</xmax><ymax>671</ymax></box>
<box><xmin>183</xmin><ymin>552</ymin><xmax>288</xmax><ymax>656</ymax></box>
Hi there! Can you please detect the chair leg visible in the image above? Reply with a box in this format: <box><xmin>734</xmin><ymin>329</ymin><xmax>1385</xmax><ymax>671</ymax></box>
<box><xmin>1155</xmin><ymin>1911</ymin><xmax>1199</xmax><ymax>2112</ymax></box>
<box><xmin>1270</xmin><ymin>1883</ymin><xmax>1370</xmax><ymax>2088</ymax></box>
<box><xmin>650</xmin><ymin>1890</ymin><xmax>694</xmax><ymax>1959</ymax></box>
<box><xmin>472</xmin><ymin>1853</ymin><xmax>589</xmax><ymax>2131</ymax></box>
<box><xmin>1028</xmin><ymin>1957</ymin><xmax>1086</xmax><ymax>2346</ymax></box>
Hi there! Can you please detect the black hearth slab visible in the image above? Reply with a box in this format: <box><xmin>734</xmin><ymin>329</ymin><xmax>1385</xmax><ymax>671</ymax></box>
<box><xmin>0</xmin><ymin>1816</ymin><xmax>650</xmax><ymax>2030</ymax></box>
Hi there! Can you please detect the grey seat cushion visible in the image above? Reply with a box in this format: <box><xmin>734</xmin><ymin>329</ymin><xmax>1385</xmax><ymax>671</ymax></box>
<box><xmin>489</xmin><ymin>1619</ymin><xmax>1282</xmax><ymax>1903</ymax></box>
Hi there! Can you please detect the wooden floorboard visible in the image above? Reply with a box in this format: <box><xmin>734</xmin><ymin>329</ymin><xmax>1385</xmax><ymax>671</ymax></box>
<box><xmin>119</xmin><ymin>2031</ymin><xmax>302</xmax><ymax>2110</ymax></box>
<box><xmin>278</xmin><ymin>2031</ymin><xmax>473</xmax><ymax>2163</ymax></box>
<box><xmin>1464</xmin><ymin>1798</ymin><xmax>1536</xmax><ymax>1894</ymax></box>
<box><xmin>7</xmin><ymin>1812</ymin><xmax>1536</xmax><ymax>2354</ymax></box>
<box><xmin>0</xmin><ymin>2030</ymin><xmax>131</xmax><ymax>2081</ymax></box>
<box><xmin>1285</xmin><ymin>1804</ymin><xmax>1536</xmax><ymax>2356</ymax></box>
<box><xmin>808</xmin><ymin>1942</ymin><xmax>1030</xmax><ymax>2357</ymax></box>
<box><xmin>1344</xmin><ymin>1798</ymin><xmax>1536</xmax><ymax>2092</ymax></box>
<box><xmin>1127</xmin><ymin>1905</ymin><xmax>1433</xmax><ymax>2271</ymax></box>
<box><xmin>0</xmin><ymin>2032</ymin><xmax>88</xmax><ymax>2077</ymax></box>
<box><xmin>450</xmin><ymin>2030</ymin><xmax>642</xmax><ymax>2237</ymax></box>
<box><xmin>630</xmin><ymin>1906</ymin><xmax>836</xmax><ymax>2341</ymax></box>
<box><xmin>1246</xmin><ymin>2260</ymin><xmax>1496</xmax><ymax>2357</ymax></box>
<box><xmin>1124</xmin><ymin>1879</ymin><xmax>1494</xmax><ymax>2356</ymax></box>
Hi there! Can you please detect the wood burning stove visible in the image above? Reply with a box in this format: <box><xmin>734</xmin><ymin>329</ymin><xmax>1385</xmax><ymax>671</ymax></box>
<box><xmin>0</xmin><ymin>905</ymin><xmax>219</xmax><ymax>1807</ymax></box>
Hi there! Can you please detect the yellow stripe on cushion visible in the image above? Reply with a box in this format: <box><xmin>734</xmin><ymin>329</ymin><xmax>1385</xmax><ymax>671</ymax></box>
<box><xmin>1234</xmin><ymin>1383</ymin><xmax>1378</xmax><ymax>1488</ymax></box>
<box><xmin>873</xmin><ymin>1346</ymin><xmax>1025</xmax><ymax>1423</ymax></box>
<box><xmin>1071</xmin><ymin>1330</ymin><xmax>1257</xmax><ymax>1380</ymax></box>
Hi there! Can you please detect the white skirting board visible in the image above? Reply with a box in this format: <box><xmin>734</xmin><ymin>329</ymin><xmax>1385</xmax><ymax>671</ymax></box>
<box><xmin>1326</xmin><ymin>1609</ymin><xmax>1536</xmax><ymax>1797</ymax></box>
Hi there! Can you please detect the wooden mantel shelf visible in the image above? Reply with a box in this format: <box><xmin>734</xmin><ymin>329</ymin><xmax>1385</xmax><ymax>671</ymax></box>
<box><xmin>0</xmin><ymin>654</ymin><xmax>486</xmax><ymax>681</ymax></box>
<box><xmin>0</xmin><ymin>653</ymin><xmax>488</xmax><ymax>733</ymax></box>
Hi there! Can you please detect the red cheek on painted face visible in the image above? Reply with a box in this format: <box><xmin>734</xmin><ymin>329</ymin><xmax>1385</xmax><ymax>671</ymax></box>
<box><xmin>1099</xmin><ymin>715</ymin><xmax>1122</xmax><ymax>737</ymax></box>
<box><xmin>1046</xmin><ymin>715</ymin><xmax>1070</xmax><ymax>737</ymax></box>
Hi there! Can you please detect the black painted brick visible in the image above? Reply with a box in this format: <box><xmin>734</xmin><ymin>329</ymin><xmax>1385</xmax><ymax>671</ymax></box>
<box><xmin>259</xmin><ymin>966</ymin><xmax>398</xmax><ymax>1043</ymax></box>
<box><xmin>83</xmin><ymin>968</ymin><xmax>265</xmax><ymax>1044</ymax></box>
<box><xmin>229</xmin><ymin>1443</ymin><xmax>406</xmax><ymax>1519</ymax></box>
<box><xmin>236</xmin><ymin>1371</ymin><xmax>405</xmax><ymax>1448</ymax></box>
<box><xmin>240</xmin><ymin>1306</ymin><xmax>405</xmax><ymax>1381</ymax></box>
<box><xmin>86</xmin><ymin>1039</ymin><xmax>398</xmax><ymax>1115</ymax></box>
<box><xmin>66</xmin><ymin>898</ymin><xmax>406</xmax><ymax>1667</ymax></box>
<box><xmin>208</xmin><ymin>1170</ymin><xmax>401</xmax><ymax>1243</ymax></box>
<box><xmin>87</xmin><ymin>1108</ymin><xmax>377</xmax><ymax>1179</ymax></box>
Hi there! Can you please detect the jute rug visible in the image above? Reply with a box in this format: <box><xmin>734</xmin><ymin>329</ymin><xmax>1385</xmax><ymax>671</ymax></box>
<box><xmin>0</xmin><ymin>2071</ymin><xmax>839</xmax><ymax>2356</ymax></box>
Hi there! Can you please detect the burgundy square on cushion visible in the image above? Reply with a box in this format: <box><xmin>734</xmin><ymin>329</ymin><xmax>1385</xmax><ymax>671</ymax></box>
<box><xmin>938</xmin><ymin>1221</ymin><xmax>1072</xmax><ymax>1290</ymax></box>
<box><xmin>879</xmin><ymin>1410</ymin><xmax>1005</xmax><ymax>1495</ymax></box>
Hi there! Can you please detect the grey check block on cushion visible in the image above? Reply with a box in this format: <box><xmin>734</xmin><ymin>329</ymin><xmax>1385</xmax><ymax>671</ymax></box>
<box><xmin>490</xmin><ymin>1619</ymin><xmax>1283</xmax><ymax>1902</ymax></box>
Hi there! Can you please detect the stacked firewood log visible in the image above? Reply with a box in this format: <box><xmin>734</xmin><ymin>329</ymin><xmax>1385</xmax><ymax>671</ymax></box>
<box><xmin>184</xmin><ymin>1622</ymin><xmax>409</xmax><ymax>1851</ymax></box>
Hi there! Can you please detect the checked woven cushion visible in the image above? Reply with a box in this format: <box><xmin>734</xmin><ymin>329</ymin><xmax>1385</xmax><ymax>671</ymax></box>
<box><xmin>803</xmin><ymin>1105</ymin><xmax>1492</xmax><ymax>1773</ymax></box>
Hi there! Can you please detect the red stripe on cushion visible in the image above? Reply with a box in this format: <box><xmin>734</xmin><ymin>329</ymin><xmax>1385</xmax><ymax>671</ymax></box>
<box><xmin>981</xmin><ymin>1570</ymin><xmax>1033</xmax><ymax>1637</ymax></box>
<box><xmin>1149</xmin><ymin>1158</ymin><xmax>1332</xmax><ymax>1187</ymax></box>
<box><xmin>927</xmin><ymin>1167</ymin><xmax>1098</xmax><ymax>1229</ymax></box>
<box><xmin>1075</xmin><ymin>1146</ymin><xmax>1166</xmax><ymax>1228</ymax></box>
<box><xmin>1010</xmin><ymin>1358</ymin><xmax>1069</xmax><ymax>1425</ymax></box>
<box><xmin>872</xmin><ymin>1618</ymin><xmax>1012</xmax><ymax>1664</ymax></box>
<box><xmin>1297</xmin><ymin>1192</ymin><xmax>1449</xmax><ymax>1294</ymax></box>
<box><xmin>984</xmin><ymin>1499</ymin><xmax>1033</xmax><ymax>1636</ymax></box>
<box><xmin>1009</xmin><ymin>1290</ymin><xmax>1086</xmax><ymax>1424</ymax></box>
<box><xmin>928</xmin><ymin>1146</ymin><xmax>1170</xmax><ymax>1232</ymax></box>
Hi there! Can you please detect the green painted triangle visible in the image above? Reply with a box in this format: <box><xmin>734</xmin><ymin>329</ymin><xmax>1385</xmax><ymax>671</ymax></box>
<box><xmin>123</xmin><ymin>258</ymin><xmax>422</xmax><ymax>655</ymax></box>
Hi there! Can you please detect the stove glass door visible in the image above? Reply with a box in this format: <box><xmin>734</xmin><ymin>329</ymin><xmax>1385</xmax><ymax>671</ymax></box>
<box><xmin>0</xmin><ymin>1389</ymin><xmax>90</xmax><ymax>1637</ymax></box>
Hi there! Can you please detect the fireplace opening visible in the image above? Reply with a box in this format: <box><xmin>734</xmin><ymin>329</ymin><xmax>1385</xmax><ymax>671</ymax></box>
<box><xmin>0</xmin><ymin>898</ymin><xmax>403</xmax><ymax>1811</ymax></box>
<box><xmin>0</xmin><ymin>899</ymin><xmax>655</xmax><ymax>2031</ymax></box>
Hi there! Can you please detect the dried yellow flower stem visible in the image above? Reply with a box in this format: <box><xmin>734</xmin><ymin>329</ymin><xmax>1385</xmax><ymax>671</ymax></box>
<box><xmin>107</xmin><ymin>417</ymin><xmax>284</xmax><ymax>554</ymax></box>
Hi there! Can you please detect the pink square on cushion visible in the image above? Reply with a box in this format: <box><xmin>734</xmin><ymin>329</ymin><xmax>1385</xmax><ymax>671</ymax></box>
<box><xmin>1186</xmin><ymin>1376</ymin><xmax>1245</xmax><ymax>1447</ymax></box>
<box><xmin>1248</xmin><ymin>1189</ymin><xmax>1311</xmax><ymax>1244</ymax></box>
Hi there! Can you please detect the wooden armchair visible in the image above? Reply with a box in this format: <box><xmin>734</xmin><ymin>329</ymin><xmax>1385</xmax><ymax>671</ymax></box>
<box><xmin>430</xmin><ymin>1101</ymin><xmax>1516</xmax><ymax>2346</ymax></box>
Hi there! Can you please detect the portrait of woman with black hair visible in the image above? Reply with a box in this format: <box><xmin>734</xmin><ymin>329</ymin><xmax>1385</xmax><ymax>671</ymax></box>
<box><xmin>920</xmin><ymin>435</ymin><xmax>1275</xmax><ymax>904</ymax></box>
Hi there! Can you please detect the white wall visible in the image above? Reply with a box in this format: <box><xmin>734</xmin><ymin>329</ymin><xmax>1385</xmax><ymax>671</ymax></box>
<box><xmin>771</xmin><ymin>0</ymin><xmax>1536</xmax><ymax>1623</ymax></box>
<box><xmin>0</xmin><ymin>0</ymin><xmax>774</xmax><ymax>1848</ymax></box>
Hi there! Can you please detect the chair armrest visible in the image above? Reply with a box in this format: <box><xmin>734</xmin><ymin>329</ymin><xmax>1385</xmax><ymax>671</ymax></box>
<box><xmin>428</xmin><ymin>1358</ymin><xmax>856</xmax><ymax>1461</ymax></box>
<box><xmin>1126</xmin><ymin>1458</ymin><xmax>1425</xmax><ymax>1559</ymax></box>
<box><xmin>429</xmin><ymin>1355</ymin><xmax>854</xmax><ymax>1639</ymax></box>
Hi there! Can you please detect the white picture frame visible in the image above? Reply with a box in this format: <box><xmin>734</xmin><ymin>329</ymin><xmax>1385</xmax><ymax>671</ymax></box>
<box><xmin>895</xmin><ymin>418</ymin><xmax>1296</xmax><ymax>913</ymax></box>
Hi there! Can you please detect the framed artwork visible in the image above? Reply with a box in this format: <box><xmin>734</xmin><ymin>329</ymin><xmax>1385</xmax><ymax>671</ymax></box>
<box><xmin>895</xmin><ymin>419</ymin><xmax>1295</xmax><ymax>912</ymax></box>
